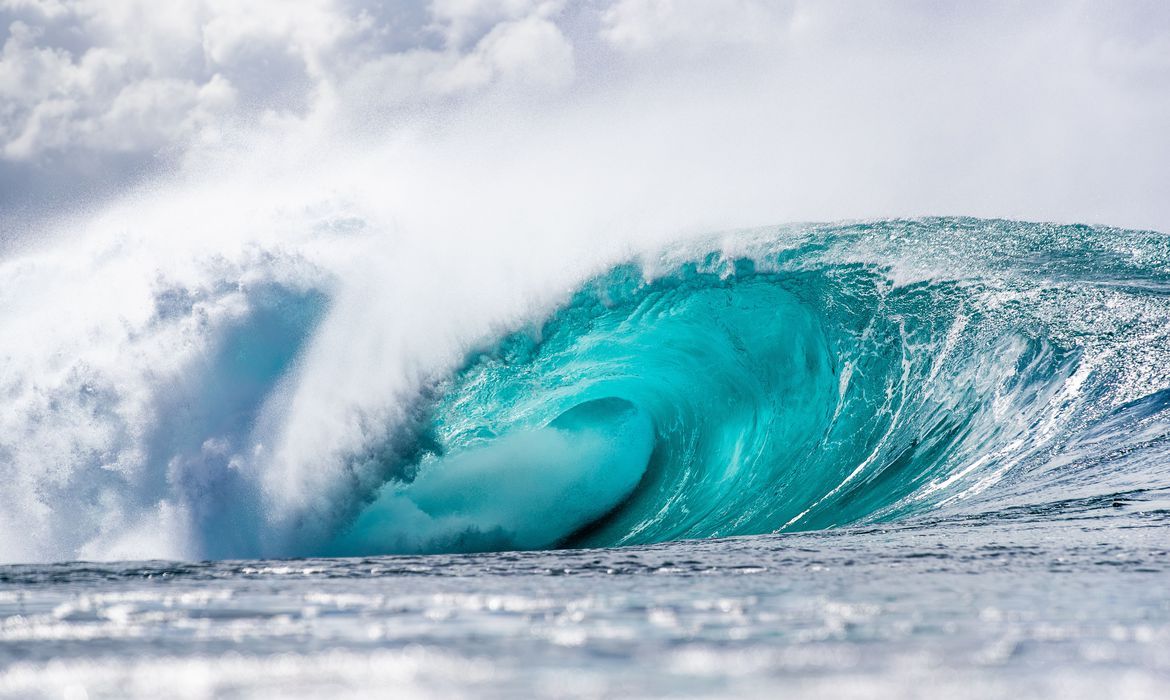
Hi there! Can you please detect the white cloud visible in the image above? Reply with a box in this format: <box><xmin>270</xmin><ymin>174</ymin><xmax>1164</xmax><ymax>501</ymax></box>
<box><xmin>0</xmin><ymin>0</ymin><xmax>1168</xmax><ymax>233</ymax></box>
<box><xmin>0</xmin><ymin>7</ymin><xmax>236</xmax><ymax>160</ymax></box>
<box><xmin>601</xmin><ymin>0</ymin><xmax>795</xmax><ymax>52</ymax></box>
<box><xmin>0</xmin><ymin>0</ymin><xmax>575</xmax><ymax>180</ymax></box>
<box><xmin>0</xmin><ymin>17</ymin><xmax>240</xmax><ymax>159</ymax></box>
<box><xmin>430</xmin><ymin>0</ymin><xmax>562</xmax><ymax>47</ymax></box>
<box><xmin>337</xmin><ymin>12</ymin><xmax>573</xmax><ymax>113</ymax></box>
<box><xmin>429</xmin><ymin>14</ymin><xmax>574</xmax><ymax>92</ymax></box>
<box><xmin>1</xmin><ymin>0</ymin><xmax>70</xmax><ymax>20</ymax></box>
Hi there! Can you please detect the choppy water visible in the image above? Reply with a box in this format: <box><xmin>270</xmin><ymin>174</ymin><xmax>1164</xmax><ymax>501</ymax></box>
<box><xmin>3</xmin><ymin>501</ymin><xmax>1169</xmax><ymax>698</ymax></box>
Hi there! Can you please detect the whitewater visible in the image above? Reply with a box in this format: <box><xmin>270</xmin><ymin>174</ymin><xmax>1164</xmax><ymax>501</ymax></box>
<box><xmin>4</xmin><ymin>212</ymin><xmax>1170</xmax><ymax>562</ymax></box>
<box><xmin>3</xmin><ymin>208</ymin><xmax>1170</xmax><ymax>696</ymax></box>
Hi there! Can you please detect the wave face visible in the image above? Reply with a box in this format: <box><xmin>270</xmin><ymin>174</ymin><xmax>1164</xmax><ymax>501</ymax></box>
<box><xmin>335</xmin><ymin>219</ymin><xmax>1170</xmax><ymax>554</ymax></box>
<box><xmin>4</xmin><ymin>218</ymin><xmax>1170</xmax><ymax>562</ymax></box>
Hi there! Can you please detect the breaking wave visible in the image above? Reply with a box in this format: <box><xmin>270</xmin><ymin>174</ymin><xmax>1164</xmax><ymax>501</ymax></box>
<box><xmin>4</xmin><ymin>218</ymin><xmax>1170</xmax><ymax>562</ymax></box>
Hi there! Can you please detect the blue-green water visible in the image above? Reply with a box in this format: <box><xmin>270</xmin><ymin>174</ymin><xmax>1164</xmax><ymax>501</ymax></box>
<box><xmin>3</xmin><ymin>218</ymin><xmax>1170</xmax><ymax>697</ymax></box>
<box><xmin>330</xmin><ymin>219</ymin><xmax>1170</xmax><ymax>559</ymax></box>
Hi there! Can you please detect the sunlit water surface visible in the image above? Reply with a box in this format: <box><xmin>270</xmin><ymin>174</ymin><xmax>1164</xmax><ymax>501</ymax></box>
<box><xmin>2</xmin><ymin>499</ymin><xmax>1169</xmax><ymax>699</ymax></box>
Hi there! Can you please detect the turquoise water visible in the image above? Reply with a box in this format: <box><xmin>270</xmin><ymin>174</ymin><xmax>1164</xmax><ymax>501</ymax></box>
<box><xmin>3</xmin><ymin>218</ymin><xmax>1170</xmax><ymax>697</ymax></box>
<box><xmin>330</xmin><ymin>219</ymin><xmax>1170</xmax><ymax>559</ymax></box>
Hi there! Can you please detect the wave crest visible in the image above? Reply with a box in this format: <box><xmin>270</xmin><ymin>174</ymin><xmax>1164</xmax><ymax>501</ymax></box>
<box><xmin>6</xmin><ymin>218</ymin><xmax>1170</xmax><ymax>561</ymax></box>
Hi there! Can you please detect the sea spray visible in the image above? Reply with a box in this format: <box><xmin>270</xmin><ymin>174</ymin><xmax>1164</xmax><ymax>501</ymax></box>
<box><xmin>4</xmin><ymin>218</ymin><xmax>1170</xmax><ymax>561</ymax></box>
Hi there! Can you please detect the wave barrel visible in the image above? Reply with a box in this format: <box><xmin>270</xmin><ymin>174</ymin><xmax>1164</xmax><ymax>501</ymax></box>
<box><xmin>330</xmin><ymin>398</ymin><xmax>655</xmax><ymax>554</ymax></box>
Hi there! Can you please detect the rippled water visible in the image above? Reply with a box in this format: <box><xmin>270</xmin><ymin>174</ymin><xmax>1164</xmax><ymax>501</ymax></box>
<box><xmin>3</xmin><ymin>495</ymin><xmax>1169</xmax><ymax>699</ymax></box>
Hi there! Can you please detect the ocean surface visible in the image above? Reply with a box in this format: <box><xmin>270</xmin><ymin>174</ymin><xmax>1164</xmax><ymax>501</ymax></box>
<box><xmin>3</xmin><ymin>218</ymin><xmax>1170</xmax><ymax>696</ymax></box>
<box><xmin>2</xmin><ymin>508</ymin><xmax>1169</xmax><ymax>698</ymax></box>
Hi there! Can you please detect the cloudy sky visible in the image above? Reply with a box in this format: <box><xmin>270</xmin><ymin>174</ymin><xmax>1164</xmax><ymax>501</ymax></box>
<box><xmin>2</xmin><ymin>0</ymin><xmax>1169</xmax><ymax>238</ymax></box>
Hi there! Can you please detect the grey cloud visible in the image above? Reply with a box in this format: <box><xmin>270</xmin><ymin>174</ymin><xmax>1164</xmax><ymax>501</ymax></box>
<box><xmin>1</xmin><ymin>0</ymin><xmax>1169</xmax><ymax>234</ymax></box>
<box><xmin>0</xmin><ymin>0</ymin><xmax>583</xmax><ymax>214</ymax></box>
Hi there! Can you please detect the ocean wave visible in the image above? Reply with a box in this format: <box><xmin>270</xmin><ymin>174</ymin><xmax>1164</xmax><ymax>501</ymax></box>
<box><xmin>4</xmin><ymin>218</ymin><xmax>1170</xmax><ymax>562</ymax></box>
